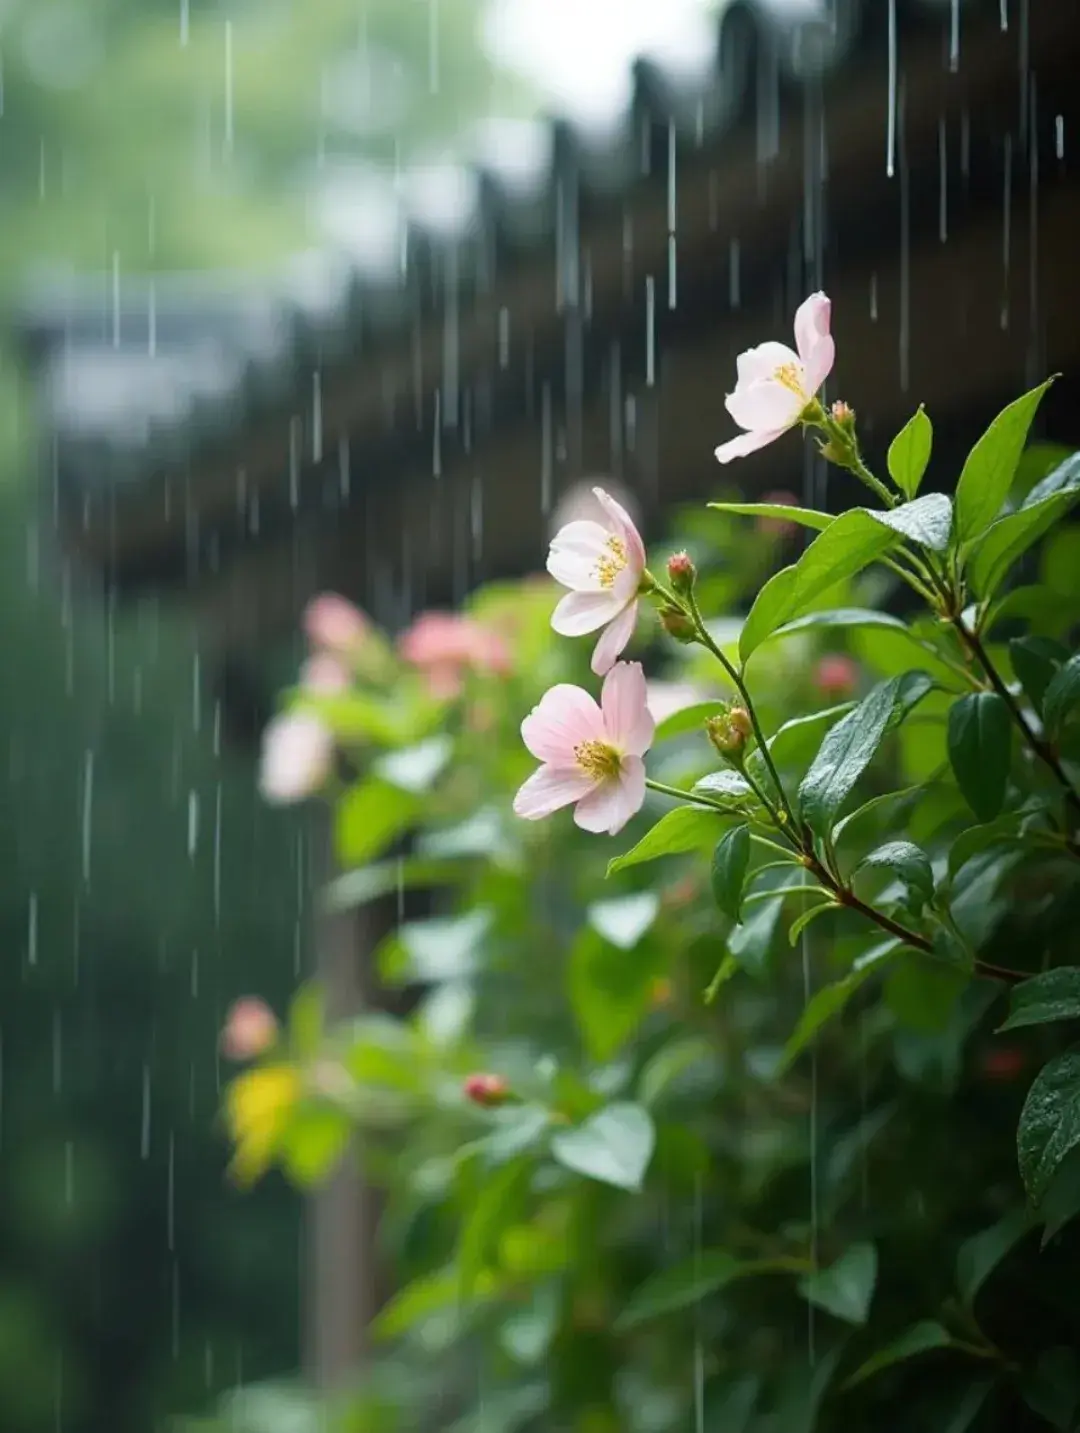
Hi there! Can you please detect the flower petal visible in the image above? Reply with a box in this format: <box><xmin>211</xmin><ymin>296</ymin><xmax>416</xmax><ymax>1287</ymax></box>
<box><xmin>551</xmin><ymin>588</ymin><xmax>623</xmax><ymax>636</ymax></box>
<box><xmin>725</xmin><ymin>377</ymin><xmax>805</xmax><ymax>432</ymax></box>
<box><xmin>573</xmin><ymin>755</ymin><xmax>646</xmax><ymax>835</ymax></box>
<box><xmin>547</xmin><ymin>520</ymin><xmax>612</xmax><ymax>588</ymax></box>
<box><xmin>736</xmin><ymin>341</ymin><xmax>799</xmax><ymax>386</ymax></box>
<box><xmin>590</xmin><ymin>600</ymin><xmax>638</xmax><ymax>676</ymax></box>
<box><xmin>714</xmin><ymin>426</ymin><xmax>788</xmax><ymax>464</ymax></box>
<box><xmin>513</xmin><ymin>764</ymin><xmax>596</xmax><ymax>820</ymax></box>
<box><xmin>593</xmin><ymin>487</ymin><xmax>646</xmax><ymax>571</ymax></box>
<box><xmin>601</xmin><ymin>660</ymin><xmax>654</xmax><ymax>755</ymax></box>
<box><xmin>520</xmin><ymin>683</ymin><xmax>604</xmax><ymax>763</ymax></box>
<box><xmin>794</xmin><ymin>291</ymin><xmax>835</xmax><ymax>395</ymax></box>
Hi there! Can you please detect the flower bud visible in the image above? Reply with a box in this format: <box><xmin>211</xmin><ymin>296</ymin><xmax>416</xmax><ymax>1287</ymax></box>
<box><xmin>221</xmin><ymin>998</ymin><xmax>278</xmax><ymax>1061</ymax></box>
<box><xmin>463</xmin><ymin>1072</ymin><xmax>510</xmax><ymax>1108</ymax></box>
<box><xmin>830</xmin><ymin>399</ymin><xmax>856</xmax><ymax>432</ymax></box>
<box><xmin>814</xmin><ymin>654</ymin><xmax>859</xmax><ymax>699</ymax></box>
<box><xmin>303</xmin><ymin>593</ymin><xmax>370</xmax><ymax>657</ymax></box>
<box><xmin>658</xmin><ymin>605</ymin><xmax>696</xmax><ymax>644</ymax></box>
<box><xmin>666</xmin><ymin>551</ymin><xmax>696</xmax><ymax>597</ymax></box>
<box><xmin>706</xmin><ymin>706</ymin><xmax>752</xmax><ymax>760</ymax></box>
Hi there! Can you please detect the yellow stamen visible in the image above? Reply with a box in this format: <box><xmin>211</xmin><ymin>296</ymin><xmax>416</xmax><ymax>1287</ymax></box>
<box><xmin>773</xmin><ymin>362</ymin><xmax>807</xmax><ymax>400</ymax></box>
<box><xmin>594</xmin><ymin>535</ymin><xmax>628</xmax><ymax>589</ymax></box>
<box><xmin>574</xmin><ymin>739</ymin><xmax>622</xmax><ymax>780</ymax></box>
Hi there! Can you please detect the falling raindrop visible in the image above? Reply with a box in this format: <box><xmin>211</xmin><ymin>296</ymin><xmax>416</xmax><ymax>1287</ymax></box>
<box><xmin>141</xmin><ymin>1063</ymin><xmax>152</xmax><ymax>1158</ymax></box>
<box><xmin>1056</xmin><ymin>114</ymin><xmax>1064</xmax><ymax>161</ymax></box>
<box><xmin>188</xmin><ymin>790</ymin><xmax>199</xmax><ymax>860</ymax></box>
<box><xmin>949</xmin><ymin>0</ymin><xmax>960</xmax><ymax>73</ymax></box>
<box><xmin>938</xmin><ymin>118</ymin><xmax>948</xmax><ymax>242</ymax></box>
<box><xmin>179</xmin><ymin>0</ymin><xmax>189</xmax><ymax>46</ymax></box>
<box><xmin>27</xmin><ymin>890</ymin><xmax>38</xmax><ymax>966</ymax></box>
<box><xmin>728</xmin><ymin>239</ymin><xmax>740</xmax><ymax>307</ymax></box>
<box><xmin>167</xmin><ymin>1131</ymin><xmax>176</xmax><ymax>1251</ymax></box>
<box><xmin>886</xmin><ymin>0</ymin><xmax>897</xmax><ymax>178</ymax></box>
<box><xmin>52</xmin><ymin>1010</ymin><xmax>63</xmax><ymax>1095</ymax></box>
<box><xmin>223</xmin><ymin>20</ymin><xmax>234</xmax><ymax>159</ymax></box>
<box><xmin>667</xmin><ymin>122</ymin><xmax>678</xmax><ymax>310</ymax></box>
<box><xmin>645</xmin><ymin>274</ymin><xmax>656</xmax><ymax>387</ymax></box>
<box><xmin>81</xmin><ymin>749</ymin><xmax>94</xmax><ymax>886</ymax></box>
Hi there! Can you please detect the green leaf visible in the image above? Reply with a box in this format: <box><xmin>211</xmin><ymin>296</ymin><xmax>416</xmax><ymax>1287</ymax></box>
<box><xmin>948</xmin><ymin>692</ymin><xmax>1012</xmax><ymax>822</ymax></box>
<box><xmin>1001</xmin><ymin>969</ymin><xmax>1080</xmax><ymax>1033</ymax></box>
<box><xmin>887</xmin><ymin>405</ymin><xmax>933</xmax><ymax>499</ymax></box>
<box><xmin>868</xmin><ymin>491</ymin><xmax>952</xmax><ymax>551</ymax></box>
<box><xmin>638</xmin><ymin>1036</ymin><xmax>715</xmax><ymax>1107</ymax></box>
<box><xmin>708</xmin><ymin>500</ymin><xmax>833</xmax><ymax>530</ymax></box>
<box><xmin>885</xmin><ymin>958</ymin><xmax>969</xmax><ymax>1033</ymax></box>
<box><xmin>288</xmin><ymin>982</ymin><xmax>325</xmax><ymax>1059</ymax></box>
<box><xmin>1043</xmin><ymin>653</ymin><xmax>1080</xmax><ymax>739</ymax></box>
<box><xmin>843</xmin><ymin>1321</ymin><xmax>956</xmax><ymax>1389</ymax></box>
<box><xmin>381</xmin><ymin>909</ymin><xmax>490</xmax><ymax>984</ymax></box>
<box><xmin>955</xmin><ymin>1208</ymin><xmax>1031</xmax><ymax>1307</ymax></box>
<box><xmin>607</xmin><ymin>807</ymin><xmax>726</xmax><ymax>876</ymax></box>
<box><xmin>855</xmin><ymin>841</ymin><xmax>935</xmax><ymax>909</ymax></box>
<box><xmin>787</xmin><ymin>901</ymin><xmax>836</xmax><ymax>946</ymax></box>
<box><xmin>1009</xmin><ymin>636</ymin><xmax>1067</xmax><ymax>715</ymax></box>
<box><xmin>280</xmin><ymin>1104</ymin><xmax>351</xmax><ymax>1187</ymax></box>
<box><xmin>653</xmin><ymin>701</ymin><xmax>726</xmax><ymax>742</ymax></box>
<box><xmin>587</xmin><ymin>892</ymin><xmax>660</xmax><ymax>950</ymax></box>
<box><xmin>335</xmin><ymin>779</ymin><xmax>418</xmax><ymax>867</ymax></box>
<box><xmin>711</xmin><ymin>824</ymin><xmax>751</xmax><ymax>921</ymax></box>
<box><xmin>727</xmin><ymin>868</ymin><xmax>791</xmax><ymax>977</ymax></box>
<box><xmin>615</xmin><ymin>1251</ymin><xmax>797</xmax><ymax>1330</ymax></box>
<box><xmin>1021</xmin><ymin>1348</ymin><xmax>1080</xmax><ymax>1431</ymax></box>
<box><xmin>955</xmin><ymin>380</ymin><xmax>1054</xmax><ymax>543</ymax></box>
<box><xmin>692</xmin><ymin>769</ymin><xmax>754</xmax><ymax>802</ymax></box>
<box><xmin>769</xmin><ymin>607</ymin><xmax>910</xmax><ymax>642</ymax></box>
<box><xmin>550</xmin><ymin>1103</ymin><xmax>655</xmax><ymax>1192</ymax></box>
<box><xmin>739</xmin><ymin>509</ymin><xmax>903</xmax><ymax>662</ymax></box>
<box><xmin>374</xmin><ymin>734</ymin><xmax>453</xmax><ymax>794</ymax></box>
<box><xmin>373</xmin><ymin>1267</ymin><xmax>499</xmax><ymax>1342</ymax></box>
<box><xmin>797</xmin><ymin>1242</ymin><xmax>877</xmax><ymax>1325</ymax></box>
<box><xmin>1018</xmin><ymin>1045</ymin><xmax>1080</xmax><ymax>1202</ymax></box>
<box><xmin>833</xmin><ymin>783</ymin><xmax>925</xmax><ymax>842</ymax></box>
<box><xmin>798</xmin><ymin>677</ymin><xmax>905</xmax><ymax>834</ymax></box>
<box><xmin>968</xmin><ymin>450</ymin><xmax>1080</xmax><ymax>597</ymax></box>
<box><xmin>569</xmin><ymin>927</ymin><xmax>663</xmax><ymax>1062</ymax></box>
<box><xmin>456</xmin><ymin>1158</ymin><xmax>531</xmax><ymax>1297</ymax></box>
<box><xmin>779</xmin><ymin>940</ymin><xmax>899</xmax><ymax>1070</ymax></box>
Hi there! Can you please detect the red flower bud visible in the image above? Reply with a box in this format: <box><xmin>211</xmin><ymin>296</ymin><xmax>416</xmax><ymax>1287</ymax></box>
<box><xmin>981</xmin><ymin>1046</ymin><xmax>1027</xmax><ymax>1082</ymax></box>
<box><xmin>463</xmin><ymin>1073</ymin><xmax>510</xmax><ymax>1108</ymax></box>
<box><xmin>666</xmin><ymin>551</ymin><xmax>696</xmax><ymax>596</ymax></box>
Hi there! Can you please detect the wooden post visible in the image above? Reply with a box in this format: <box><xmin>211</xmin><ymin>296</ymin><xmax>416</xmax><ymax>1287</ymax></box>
<box><xmin>305</xmin><ymin>816</ymin><xmax>384</xmax><ymax>1390</ymax></box>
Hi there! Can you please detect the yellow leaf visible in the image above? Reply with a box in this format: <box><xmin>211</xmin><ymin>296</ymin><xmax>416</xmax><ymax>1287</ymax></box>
<box><xmin>224</xmin><ymin>1064</ymin><xmax>301</xmax><ymax>1186</ymax></box>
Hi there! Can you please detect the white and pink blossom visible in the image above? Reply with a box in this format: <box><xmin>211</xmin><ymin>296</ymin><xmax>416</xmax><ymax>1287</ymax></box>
<box><xmin>513</xmin><ymin>661</ymin><xmax>654</xmax><ymax>836</ymax></box>
<box><xmin>303</xmin><ymin>593</ymin><xmax>371</xmax><ymax>656</ymax></box>
<box><xmin>547</xmin><ymin>486</ymin><xmax>647</xmax><ymax>676</ymax></box>
<box><xmin>258</xmin><ymin>711</ymin><xmax>333</xmax><ymax>804</ymax></box>
<box><xmin>715</xmin><ymin>292</ymin><xmax>835</xmax><ymax>463</ymax></box>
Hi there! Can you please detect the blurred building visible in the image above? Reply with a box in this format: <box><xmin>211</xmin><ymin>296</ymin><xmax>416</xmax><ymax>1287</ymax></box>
<box><xmin>14</xmin><ymin>0</ymin><xmax>1080</xmax><ymax>1387</ymax></box>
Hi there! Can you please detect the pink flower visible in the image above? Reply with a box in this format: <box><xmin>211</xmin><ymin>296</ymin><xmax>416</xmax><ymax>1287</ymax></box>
<box><xmin>715</xmin><ymin>292</ymin><xmax>835</xmax><ymax>463</ymax></box>
<box><xmin>398</xmin><ymin>611</ymin><xmax>512</xmax><ymax>698</ymax></box>
<box><xmin>513</xmin><ymin>661</ymin><xmax>654</xmax><ymax>835</ymax></box>
<box><xmin>547</xmin><ymin>486</ymin><xmax>647</xmax><ymax>676</ymax></box>
<box><xmin>303</xmin><ymin>593</ymin><xmax>370</xmax><ymax>656</ymax></box>
<box><xmin>258</xmin><ymin>711</ymin><xmax>333</xmax><ymax>804</ymax></box>
<box><xmin>463</xmin><ymin>1073</ymin><xmax>510</xmax><ymax>1107</ymax></box>
<box><xmin>221</xmin><ymin>998</ymin><xmax>279</xmax><ymax>1061</ymax></box>
<box><xmin>814</xmin><ymin>654</ymin><xmax>859</xmax><ymax>699</ymax></box>
<box><xmin>300</xmin><ymin>652</ymin><xmax>350</xmax><ymax>695</ymax></box>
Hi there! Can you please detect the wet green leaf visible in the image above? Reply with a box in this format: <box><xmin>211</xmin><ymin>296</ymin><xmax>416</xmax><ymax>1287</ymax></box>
<box><xmin>335</xmin><ymin>778</ymin><xmax>418</xmax><ymax>867</ymax></box>
<box><xmin>711</xmin><ymin>824</ymin><xmax>750</xmax><ymax>921</ymax></box>
<box><xmin>1018</xmin><ymin>1045</ymin><xmax>1080</xmax><ymax>1202</ymax></box>
<box><xmin>798</xmin><ymin>677</ymin><xmax>905</xmax><ymax>834</ymax></box>
<box><xmin>948</xmin><ymin>692</ymin><xmax>1012</xmax><ymax>822</ymax></box>
<box><xmin>780</xmin><ymin>940</ymin><xmax>899</xmax><ymax>1069</ymax></box>
<box><xmin>1021</xmin><ymin>1347</ymin><xmax>1080</xmax><ymax>1431</ymax></box>
<box><xmin>955</xmin><ymin>380</ymin><xmax>1054</xmax><ymax>543</ymax></box>
<box><xmin>607</xmin><ymin>808</ymin><xmax>726</xmax><ymax>875</ymax></box>
<box><xmin>887</xmin><ymin>405</ymin><xmax>933</xmax><ymax>499</ymax></box>
<box><xmin>1043</xmin><ymin>653</ymin><xmax>1080</xmax><ymax>738</ymax></box>
<box><xmin>968</xmin><ymin>450</ymin><xmax>1080</xmax><ymax>597</ymax></box>
<box><xmin>843</xmin><ymin>1321</ymin><xmax>956</xmax><ymax>1388</ymax></box>
<box><xmin>1008</xmin><ymin>636</ymin><xmax>1067</xmax><ymax>716</ymax></box>
<box><xmin>868</xmin><ymin>491</ymin><xmax>952</xmax><ymax>551</ymax></box>
<box><xmin>616</xmin><ymin>1251</ymin><xmax>798</xmax><ymax>1330</ymax></box>
<box><xmin>1000</xmin><ymin>969</ymin><xmax>1080</xmax><ymax>1032</ymax></box>
<box><xmin>708</xmin><ymin>500</ymin><xmax>833</xmax><ymax>530</ymax></box>
<box><xmin>855</xmin><ymin>840</ymin><xmax>935</xmax><ymax>910</ymax></box>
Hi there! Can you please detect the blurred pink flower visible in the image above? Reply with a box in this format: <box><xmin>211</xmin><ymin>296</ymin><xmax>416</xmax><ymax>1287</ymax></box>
<box><xmin>548</xmin><ymin>486</ymin><xmax>647</xmax><ymax>676</ymax></box>
<box><xmin>258</xmin><ymin>711</ymin><xmax>333</xmax><ymax>804</ymax></box>
<box><xmin>757</xmin><ymin>489</ymin><xmax>803</xmax><ymax>539</ymax></box>
<box><xmin>514</xmin><ymin>661</ymin><xmax>654</xmax><ymax>836</ymax></box>
<box><xmin>303</xmin><ymin>593</ymin><xmax>370</xmax><ymax>655</ymax></box>
<box><xmin>463</xmin><ymin>1072</ymin><xmax>510</xmax><ymax>1107</ymax></box>
<box><xmin>814</xmin><ymin>654</ymin><xmax>860</xmax><ymax>700</ymax></box>
<box><xmin>399</xmin><ymin>611</ymin><xmax>511</xmax><ymax>698</ymax></box>
<box><xmin>300</xmin><ymin>652</ymin><xmax>350</xmax><ymax>695</ymax></box>
<box><xmin>221</xmin><ymin>998</ymin><xmax>278</xmax><ymax>1061</ymax></box>
<box><xmin>715</xmin><ymin>292</ymin><xmax>834</xmax><ymax>463</ymax></box>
